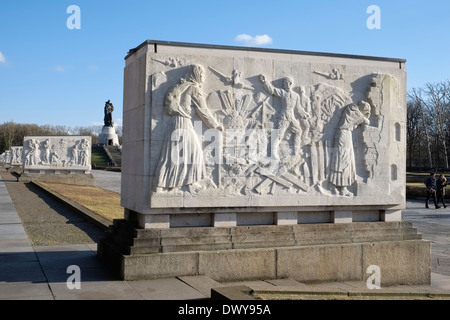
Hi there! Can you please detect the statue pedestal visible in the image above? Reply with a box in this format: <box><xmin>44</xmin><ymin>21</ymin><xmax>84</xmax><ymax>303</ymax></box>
<box><xmin>98</xmin><ymin>126</ymin><xmax>119</xmax><ymax>146</ymax></box>
<box><xmin>98</xmin><ymin>220</ymin><xmax>430</xmax><ymax>285</ymax></box>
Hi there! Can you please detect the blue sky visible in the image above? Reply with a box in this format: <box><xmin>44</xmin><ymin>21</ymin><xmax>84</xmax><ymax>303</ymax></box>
<box><xmin>1</xmin><ymin>0</ymin><xmax>449</xmax><ymax>128</ymax></box>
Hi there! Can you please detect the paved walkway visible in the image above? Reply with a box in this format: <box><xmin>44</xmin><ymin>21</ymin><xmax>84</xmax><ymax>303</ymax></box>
<box><xmin>1</xmin><ymin>168</ymin><xmax>450</xmax><ymax>300</ymax></box>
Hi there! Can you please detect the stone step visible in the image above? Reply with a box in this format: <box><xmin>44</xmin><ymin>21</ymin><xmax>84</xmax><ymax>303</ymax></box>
<box><xmin>118</xmin><ymin>220</ymin><xmax>423</xmax><ymax>254</ymax></box>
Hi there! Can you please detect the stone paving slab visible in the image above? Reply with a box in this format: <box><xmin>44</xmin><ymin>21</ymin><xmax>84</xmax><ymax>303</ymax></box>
<box><xmin>0</xmin><ymin>260</ymin><xmax>47</xmax><ymax>283</ymax></box>
<box><xmin>126</xmin><ymin>278</ymin><xmax>207</xmax><ymax>300</ymax></box>
<box><xmin>0</xmin><ymin>239</ymin><xmax>33</xmax><ymax>253</ymax></box>
<box><xmin>49</xmin><ymin>281</ymin><xmax>144</xmax><ymax>300</ymax></box>
<box><xmin>0</xmin><ymin>282</ymin><xmax>54</xmax><ymax>300</ymax></box>
<box><xmin>0</xmin><ymin>213</ymin><xmax>22</xmax><ymax>224</ymax></box>
<box><xmin>178</xmin><ymin>275</ymin><xmax>224</xmax><ymax>298</ymax></box>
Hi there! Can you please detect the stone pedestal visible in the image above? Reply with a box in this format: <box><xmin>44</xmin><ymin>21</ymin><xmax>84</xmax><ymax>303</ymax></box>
<box><xmin>98</xmin><ymin>220</ymin><xmax>430</xmax><ymax>285</ymax></box>
<box><xmin>98</xmin><ymin>126</ymin><xmax>119</xmax><ymax>146</ymax></box>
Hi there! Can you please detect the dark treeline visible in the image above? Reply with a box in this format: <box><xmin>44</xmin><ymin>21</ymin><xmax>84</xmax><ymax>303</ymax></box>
<box><xmin>407</xmin><ymin>80</ymin><xmax>450</xmax><ymax>172</ymax></box>
<box><xmin>0</xmin><ymin>121</ymin><xmax>122</xmax><ymax>154</ymax></box>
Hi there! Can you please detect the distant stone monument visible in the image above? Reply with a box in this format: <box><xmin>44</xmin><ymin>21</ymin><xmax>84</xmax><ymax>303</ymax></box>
<box><xmin>98</xmin><ymin>40</ymin><xmax>429</xmax><ymax>286</ymax></box>
<box><xmin>20</xmin><ymin>136</ymin><xmax>94</xmax><ymax>185</ymax></box>
<box><xmin>0</xmin><ymin>150</ymin><xmax>12</xmax><ymax>169</ymax></box>
<box><xmin>9</xmin><ymin>146</ymin><xmax>23</xmax><ymax>169</ymax></box>
<box><xmin>98</xmin><ymin>99</ymin><xmax>120</xmax><ymax>146</ymax></box>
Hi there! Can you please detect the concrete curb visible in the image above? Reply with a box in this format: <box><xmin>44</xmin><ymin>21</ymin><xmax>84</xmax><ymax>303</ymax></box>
<box><xmin>212</xmin><ymin>284</ymin><xmax>450</xmax><ymax>300</ymax></box>
<box><xmin>31</xmin><ymin>181</ymin><xmax>111</xmax><ymax>230</ymax></box>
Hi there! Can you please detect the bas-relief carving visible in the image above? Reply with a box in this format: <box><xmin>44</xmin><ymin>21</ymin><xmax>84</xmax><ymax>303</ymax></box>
<box><xmin>154</xmin><ymin>65</ymin><xmax>223</xmax><ymax>194</ymax></box>
<box><xmin>328</xmin><ymin>101</ymin><xmax>370</xmax><ymax>196</ymax></box>
<box><xmin>0</xmin><ymin>151</ymin><xmax>11</xmax><ymax>166</ymax></box>
<box><xmin>151</xmin><ymin>61</ymin><xmax>395</xmax><ymax>198</ymax></box>
<box><xmin>209</xmin><ymin>66</ymin><xmax>254</xmax><ymax>90</ymax></box>
<box><xmin>152</xmin><ymin>57</ymin><xmax>184</xmax><ymax>68</ymax></box>
<box><xmin>23</xmin><ymin>136</ymin><xmax>91</xmax><ymax>170</ymax></box>
<box><xmin>313</xmin><ymin>67</ymin><xmax>344</xmax><ymax>80</ymax></box>
<box><xmin>10</xmin><ymin>146</ymin><xmax>23</xmax><ymax>166</ymax></box>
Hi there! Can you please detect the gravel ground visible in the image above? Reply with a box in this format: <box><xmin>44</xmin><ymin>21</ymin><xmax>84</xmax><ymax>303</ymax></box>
<box><xmin>1</xmin><ymin>169</ymin><xmax>105</xmax><ymax>246</ymax></box>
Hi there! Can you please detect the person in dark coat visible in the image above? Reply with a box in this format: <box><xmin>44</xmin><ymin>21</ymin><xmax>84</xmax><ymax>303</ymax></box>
<box><xmin>436</xmin><ymin>174</ymin><xmax>448</xmax><ymax>208</ymax></box>
<box><xmin>425</xmin><ymin>172</ymin><xmax>439</xmax><ymax>209</ymax></box>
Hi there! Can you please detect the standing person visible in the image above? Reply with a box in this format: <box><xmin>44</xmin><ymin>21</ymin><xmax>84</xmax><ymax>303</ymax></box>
<box><xmin>436</xmin><ymin>174</ymin><xmax>448</xmax><ymax>208</ymax></box>
<box><xmin>425</xmin><ymin>172</ymin><xmax>440</xmax><ymax>209</ymax></box>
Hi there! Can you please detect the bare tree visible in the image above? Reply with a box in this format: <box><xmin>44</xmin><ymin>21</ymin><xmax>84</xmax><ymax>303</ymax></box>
<box><xmin>424</xmin><ymin>83</ymin><xmax>449</xmax><ymax>169</ymax></box>
<box><xmin>407</xmin><ymin>101</ymin><xmax>425</xmax><ymax>169</ymax></box>
<box><xmin>409</xmin><ymin>88</ymin><xmax>433</xmax><ymax>169</ymax></box>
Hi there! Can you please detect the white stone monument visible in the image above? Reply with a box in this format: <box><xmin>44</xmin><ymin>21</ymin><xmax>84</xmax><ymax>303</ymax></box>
<box><xmin>1</xmin><ymin>150</ymin><xmax>12</xmax><ymax>169</ymax></box>
<box><xmin>99</xmin><ymin>40</ymin><xmax>429</xmax><ymax>285</ymax></box>
<box><xmin>9</xmin><ymin>146</ymin><xmax>23</xmax><ymax>169</ymax></box>
<box><xmin>121</xmin><ymin>41</ymin><xmax>407</xmax><ymax>228</ymax></box>
<box><xmin>20</xmin><ymin>135</ymin><xmax>94</xmax><ymax>185</ymax></box>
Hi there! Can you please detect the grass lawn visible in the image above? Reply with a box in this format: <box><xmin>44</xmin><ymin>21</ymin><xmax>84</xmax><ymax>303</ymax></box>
<box><xmin>406</xmin><ymin>172</ymin><xmax>429</xmax><ymax>176</ymax></box>
<box><xmin>38</xmin><ymin>182</ymin><xmax>124</xmax><ymax>221</ymax></box>
<box><xmin>407</xmin><ymin>182</ymin><xmax>426</xmax><ymax>187</ymax></box>
<box><xmin>91</xmin><ymin>151</ymin><xmax>109</xmax><ymax>167</ymax></box>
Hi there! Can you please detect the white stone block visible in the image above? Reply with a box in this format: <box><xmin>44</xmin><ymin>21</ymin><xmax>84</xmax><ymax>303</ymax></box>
<box><xmin>380</xmin><ymin>210</ymin><xmax>402</xmax><ymax>222</ymax></box>
<box><xmin>276</xmin><ymin>212</ymin><xmax>298</xmax><ymax>225</ymax></box>
<box><xmin>332</xmin><ymin>210</ymin><xmax>353</xmax><ymax>223</ymax></box>
<box><xmin>9</xmin><ymin>146</ymin><xmax>23</xmax><ymax>166</ymax></box>
<box><xmin>213</xmin><ymin>213</ymin><xmax>237</xmax><ymax>227</ymax></box>
<box><xmin>140</xmin><ymin>214</ymin><xmax>170</xmax><ymax>229</ymax></box>
<box><xmin>22</xmin><ymin>136</ymin><xmax>91</xmax><ymax>173</ymax></box>
<box><xmin>121</xmin><ymin>40</ymin><xmax>407</xmax><ymax>228</ymax></box>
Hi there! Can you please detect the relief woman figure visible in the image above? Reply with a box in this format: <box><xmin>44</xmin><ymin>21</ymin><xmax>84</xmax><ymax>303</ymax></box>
<box><xmin>155</xmin><ymin>64</ymin><xmax>222</xmax><ymax>193</ymax></box>
<box><xmin>329</xmin><ymin>100</ymin><xmax>370</xmax><ymax>196</ymax></box>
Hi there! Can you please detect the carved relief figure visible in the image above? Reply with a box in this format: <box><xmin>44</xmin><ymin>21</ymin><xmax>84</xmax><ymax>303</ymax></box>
<box><xmin>41</xmin><ymin>139</ymin><xmax>51</xmax><ymax>164</ymax></box>
<box><xmin>209</xmin><ymin>67</ymin><xmax>253</xmax><ymax>90</ymax></box>
<box><xmin>259</xmin><ymin>75</ymin><xmax>311</xmax><ymax>158</ymax></box>
<box><xmin>313</xmin><ymin>68</ymin><xmax>344</xmax><ymax>80</ymax></box>
<box><xmin>329</xmin><ymin>100</ymin><xmax>371</xmax><ymax>196</ymax></box>
<box><xmin>298</xmin><ymin>86</ymin><xmax>312</xmax><ymax>144</ymax></box>
<box><xmin>49</xmin><ymin>144</ymin><xmax>60</xmax><ymax>164</ymax></box>
<box><xmin>69</xmin><ymin>143</ymin><xmax>79</xmax><ymax>166</ymax></box>
<box><xmin>155</xmin><ymin>64</ymin><xmax>223</xmax><ymax>193</ymax></box>
<box><xmin>152</xmin><ymin>57</ymin><xmax>183</xmax><ymax>68</ymax></box>
<box><xmin>11</xmin><ymin>147</ymin><xmax>23</xmax><ymax>165</ymax></box>
<box><xmin>79</xmin><ymin>139</ymin><xmax>90</xmax><ymax>166</ymax></box>
<box><xmin>25</xmin><ymin>139</ymin><xmax>40</xmax><ymax>165</ymax></box>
